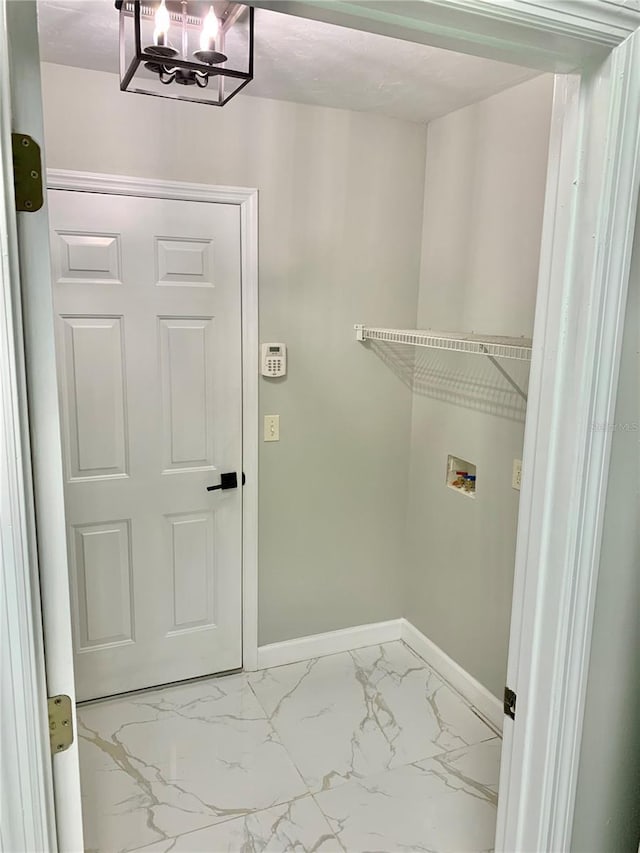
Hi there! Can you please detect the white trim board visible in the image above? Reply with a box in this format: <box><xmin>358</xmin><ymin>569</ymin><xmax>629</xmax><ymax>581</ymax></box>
<box><xmin>46</xmin><ymin>171</ymin><xmax>256</xmax><ymax>207</ymax></box>
<box><xmin>251</xmin><ymin>1</ymin><xmax>640</xmax><ymax>71</ymax></box>
<box><xmin>257</xmin><ymin>619</ymin><xmax>403</xmax><ymax>670</ymax></box>
<box><xmin>0</xmin><ymin>8</ymin><xmax>55</xmax><ymax>846</ymax></box>
<box><xmin>256</xmin><ymin>618</ymin><xmax>503</xmax><ymax>734</ymax></box>
<box><xmin>46</xmin><ymin>169</ymin><xmax>260</xmax><ymax>675</ymax></box>
<box><xmin>400</xmin><ymin>619</ymin><xmax>503</xmax><ymax>734</ymax></box>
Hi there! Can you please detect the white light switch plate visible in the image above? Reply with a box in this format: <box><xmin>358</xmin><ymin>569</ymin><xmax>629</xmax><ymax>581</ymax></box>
<box><xmin>512</xmin><ymin>459</ymin><xmax>522</xmax><ymax>490</ymax></box>
<box><xmin>264</xmin><ymin>415</ymin><xmax>280</xmax><ymax>442</ymax></box>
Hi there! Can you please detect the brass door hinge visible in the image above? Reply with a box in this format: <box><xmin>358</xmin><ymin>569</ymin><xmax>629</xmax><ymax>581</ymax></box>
<box><xmin>11</xmin><ymin>133</ymin><xmax>43</xmax><ymax>212</ymax></box>
<box><xmin>48</xmin><ymin>694</ymin><xmax>74</xmax><ymax>754</ymax></box>
<box><xmin>504</xmin><ymin>686</ymin><xmax>517</xmax><ymax>721</ymax></box>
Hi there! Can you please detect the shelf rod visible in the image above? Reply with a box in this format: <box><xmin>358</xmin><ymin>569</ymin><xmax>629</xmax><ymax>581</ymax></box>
<box><xmin>355</xmin><ymin>325</ymin><xmax>529</xmax><ymax>401</ymax></box>
<box><xmin>354</xmin><ymin>325</ymin><xmax>532</xmax><ymax>361</ymax></box>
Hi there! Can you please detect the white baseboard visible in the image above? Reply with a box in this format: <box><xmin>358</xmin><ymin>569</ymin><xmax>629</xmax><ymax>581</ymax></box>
<box><xmin>400</xmin><ymin>618</ymin><xmax>503</xmax><ymax>733</ymax></box>
<box><xmin>256</xmin><ymin>619</ymin><xmax>403</xmax><ymax>670</ymax></box>
<box><xmin>255</xmin><ymin>617</ymin><xmax>503</xmax><ymax>734</ymax></box>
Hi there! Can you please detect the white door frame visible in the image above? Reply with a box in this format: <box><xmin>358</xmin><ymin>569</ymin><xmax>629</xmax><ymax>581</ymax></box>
<box><xmin>46</xmin><ymin>169</ymin><xmax>260</xmax><ymax>677</ymax></box>
<box><xmin>2</xmin><ymin>2</ymin><xmax>640</xmax><ymax>853</ymax></box>
<box><xmin>0</xmin><ymin>11</ymin><xmax>56</xmax><ymax>850</ymax></box>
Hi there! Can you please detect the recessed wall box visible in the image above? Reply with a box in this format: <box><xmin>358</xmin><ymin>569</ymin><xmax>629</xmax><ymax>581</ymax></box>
<box><xmin>447</xmin><ymin>455</ymin><xmax>477</xmax><ymax>498</ymax></box>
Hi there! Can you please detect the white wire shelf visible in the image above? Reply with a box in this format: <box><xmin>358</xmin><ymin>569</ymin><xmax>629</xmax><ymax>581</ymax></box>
<box><xmin>354</xmin><ymin>325</ymin><xmax>532</xmax><ymax>362</ymax></box>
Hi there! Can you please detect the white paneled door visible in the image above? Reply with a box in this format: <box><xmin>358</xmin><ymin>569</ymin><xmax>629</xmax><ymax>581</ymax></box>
<box><xmin>48</xmin><ymin>190</ymin><xmax>243</xmax><ymax>701</ymax></box>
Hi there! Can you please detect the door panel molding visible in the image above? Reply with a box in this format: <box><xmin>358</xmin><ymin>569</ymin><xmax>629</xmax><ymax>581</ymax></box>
<box><xmin>58</xmin><ymin>314</ymin><xmax>129</xmax><ymax>480</ymax></box>
<box><xmin>71</xmin><ymin>519</ymin><xmax>134</xmax><ymax>649</ymax></box>
<box><xmin>48</xmin><ymin>169</ymin><xmax>259</xmax><ymax>675</ymax></box>
<box><xmin>159</xmin><ymin>316</ymin><xmax>215</xmax><ymax>471</ymax></box>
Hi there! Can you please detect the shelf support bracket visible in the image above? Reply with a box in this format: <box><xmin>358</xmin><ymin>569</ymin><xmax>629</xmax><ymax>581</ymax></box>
<box><xmin>481</xmin><ymin>346</ymin><xmax>528</xmax><ymax>402</ymax></box>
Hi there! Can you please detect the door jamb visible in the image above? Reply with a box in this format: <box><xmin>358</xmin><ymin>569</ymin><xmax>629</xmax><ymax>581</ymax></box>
<box><xmin>46</xmin><ymin>169</ymin><xmax>260</xmax><ymax>672</ymax></box>
<box><xmin>0</xmin><ymin>12</ymin><xmax>55</xmax><ymax>848</ymax></box>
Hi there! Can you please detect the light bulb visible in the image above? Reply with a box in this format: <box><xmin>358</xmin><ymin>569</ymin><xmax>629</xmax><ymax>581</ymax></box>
<box><xmin>200</xmin><ymin>6</ymin><xmax>219</xmax><ymax>51</ymax></box>
<box><xmin>153</xmin><ymin>0</ymin><xmax>171</xmax><ymax>46</ymax></box>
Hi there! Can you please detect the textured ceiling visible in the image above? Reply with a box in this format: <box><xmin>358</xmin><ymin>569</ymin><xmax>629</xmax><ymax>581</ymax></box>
<box><xmin>36</xmin><ymin>1</ymin><xmax>538</xmax><ymax>124</ymax></box>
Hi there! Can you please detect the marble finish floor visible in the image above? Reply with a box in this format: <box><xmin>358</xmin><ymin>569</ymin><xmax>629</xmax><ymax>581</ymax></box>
<box><xmin>78</xmin><ymin>641</ymin><xmax>501</xmax><ymax>852</ymax></box>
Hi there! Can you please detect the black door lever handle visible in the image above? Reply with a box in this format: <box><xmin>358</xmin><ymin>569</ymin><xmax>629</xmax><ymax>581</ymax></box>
<box><xmin>206</xmin><ymin>472</ymin><xmax>245</xmax><ymax>492</ymax></box>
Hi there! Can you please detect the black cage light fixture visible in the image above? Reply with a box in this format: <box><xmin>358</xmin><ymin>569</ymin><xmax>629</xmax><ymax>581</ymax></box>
<box><xmin>115</xmin><ymin>1</ymin><xmax>254</xmax><ymax>106</ymax></box>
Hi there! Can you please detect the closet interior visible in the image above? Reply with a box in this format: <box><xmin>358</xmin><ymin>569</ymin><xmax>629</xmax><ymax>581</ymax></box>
<box><xmin>35</xmin><ymin>4</ymin><xmax>554</xmax><ymax>850</ymax></box>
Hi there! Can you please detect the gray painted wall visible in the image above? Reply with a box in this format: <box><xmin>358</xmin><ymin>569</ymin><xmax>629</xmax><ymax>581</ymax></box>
<box><xmin>37</xmin><ymin>56</ymin><xmax>640</xmax><ymax>853</ymax></box>
<box><xmin>39</xmin><ymin>63</ymin><xmax>427</xmax><ymax>645</ymax></box>
<box><xmin>571</xmin><ymin>208</ymin><xmax>640</xmax><ymax>853</ymax></box>
<box><xmin>405</xmin><ymin>75</ymin><xmax>553</xmax><ymax>698</ymax></box>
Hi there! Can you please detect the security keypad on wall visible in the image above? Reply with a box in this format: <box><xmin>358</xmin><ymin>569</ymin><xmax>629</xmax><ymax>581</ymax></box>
<box><xmin>261</xmin><ymin>343</ymin><xmax>287</xmax><ymax>377</ymax></box>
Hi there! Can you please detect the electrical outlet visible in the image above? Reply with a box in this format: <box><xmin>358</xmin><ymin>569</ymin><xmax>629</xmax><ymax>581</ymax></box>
<box><xmin>512</xmin><ymin>459</ymin><xmax>522</xmax><ymax>490</ymax></box>
<box><xmin>264</xmin><ymin>415</ymin><xmax>279</xmax><ymax>442</ymax></box>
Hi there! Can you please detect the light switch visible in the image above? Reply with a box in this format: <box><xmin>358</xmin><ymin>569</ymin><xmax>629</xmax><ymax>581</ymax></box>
<box><xmin>264</xmin><ymin>415</ymin><xmax>280</xmax><ymax>442</ymax></box>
